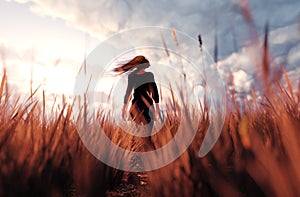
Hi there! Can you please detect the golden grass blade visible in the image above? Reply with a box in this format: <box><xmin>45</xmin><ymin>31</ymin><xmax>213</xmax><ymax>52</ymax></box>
<box><xmin>160</xmin><ymin>31</ymin><xmax>170</xmax><ymax>57</ymax></box>
<box><xmin>264</xmin><ymin>96</ymin><xmax>277</xmax><ymax>116</ymax></box>
<box><xmin>0</xmin><ymin>68</ymin><xmax>6</xmax><ymax>104</ymax></box>
<box><xmin>297</xmin><ymin>79</ymin><xmax>300</xmax><ymax>104</ymax></box>
<box><xmin>282</xmin><ymin>65</ymin><xmax>295</xmax><ymax>103</ymax></box>
<box><xmin>169</xmin><ymin>83</ymin><xmax>176</xmax><ymax>115</ymax></box>
<box><xmin>245</xmin><ymin>96</ymin><xmax>253</xmax><ymax>113</ymax></box>
<box><xmin>42</xmin><ymin>89</ymin><xmax>45</xmax><ymax>121</ymax></box>
<box><xmin>199</xmin><ymin>98</ymin><xmax>204</xmax><ymax>115</ymax></box>
<box><xmin>232</xmin><ymin>94</ymin><xmax>240</xmax><ymax>118</ymax></box>
<box><xmin>51</xmin><ymin>96</ymin><xmax>57</xmax><ymax>114</ymax></box>
<box><xmin>214</xmin><ymin>29</ymin><xmax>218</xmax><ymax>64</ymax></box>
<box><xmin>48</xmin><ymin>104</ymin><xmax>66</xmax><ymax>146</ymax></box>
<box><xmin>171</xmin><ymin>27</ymin><xmax>185</xmax><ymax>78</ymax></box>
<box><xmin>10</xmin><ymin>96</ymin><xmax>20</xmax><ymax>119</ymax></box>
<box><xmin>198</xmin><ymin>34</ymin><xmax>203</xmax><ymax>51</ymax></box>
<box><xmin>62</xmin><ymin>94</ymin><xmax>66</xmax><ymax>106</ymax></box>
<box><xmin>238</xmin><ymin>0</ymin><xmax>253</xmax><ymax>24</ymax></box>
<box><xmin>25</xmin><ymin>84</ymin><xmax>41</xmax><ymax>103</ymax></box>
<box><xmin>238</xmin><ymin>116</ymin><xmax>251</xmax><ymax>149</ymax></box>
<box><xmin>262</xmin><ymin>22</ymin><xmax>270</xmax><ymax>86</ymax></box>
<box><xmin>251</xmin><ymin>88</ymin><xmax>258</xmax><ymax>111</ymax></box>
<box><xmin>171</xmin><ymin>27</ymin><xmax>178</xmax><ymax>44</ymax></box>
<box><xmin>4</xmin><ymin>70</ymin><xmax>9</xmax><ymax>104</ymax></box>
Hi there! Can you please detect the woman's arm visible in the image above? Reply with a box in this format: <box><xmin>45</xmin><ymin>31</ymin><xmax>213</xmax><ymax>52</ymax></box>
<box><xmin>122</xmin><ymin>75</ymin><xmax>133</xmax><ymax>120</ymax></box>
<box><xmin>122</xmin><ymin>104</ymin><xmax>128</xmax><ymax>120</ymax></box>
<box><xmin>149</xmin><ymin>75</ymin><xmax>160</xmax><ymax>120</ymax></box>
<box><xmin>151</xmin><ymin>82</ymin><xmax>159</xmax><ymax>104</ymax></box>
<box><xmin>124</xmin><ymin>75</ymin><xmax>133</xmax><ymax>104</ymax></box>
<box><xmin>148</xmin><ymin>73</ymin><xmax>159</xmax><ymax>104</ymax></box>
<box><xmin>154</xmin><ymin>103</ymin><xmax>160</xmax><ymax>121</ymax></box>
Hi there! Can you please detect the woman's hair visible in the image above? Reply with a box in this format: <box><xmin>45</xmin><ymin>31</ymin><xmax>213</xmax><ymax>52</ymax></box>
<box><xmin>113</xmin><ymin>55</ymin><xmax>150</xmax><ymax>74</ymax></box>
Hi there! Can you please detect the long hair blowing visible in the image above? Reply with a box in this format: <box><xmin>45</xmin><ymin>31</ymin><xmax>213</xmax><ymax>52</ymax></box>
<box><xmin>113</xmin><ymin>55</ymin><xmax>150</xmax><ymax>74</ymax></box>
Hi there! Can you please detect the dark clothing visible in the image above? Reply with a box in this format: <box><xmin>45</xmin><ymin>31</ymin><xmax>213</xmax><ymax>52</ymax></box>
<box><xmin>124</xmin><ymin>71</ymin><xmax>159</xmax><ymax>125</ymax></box>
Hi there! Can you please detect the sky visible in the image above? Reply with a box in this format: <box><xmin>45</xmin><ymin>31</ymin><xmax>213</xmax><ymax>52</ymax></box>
<box><xmin>0</xmin><ymin>0</ymin><xmax>299</xmax><ymax>106</ymax></box>
<box><xmin>0</xmin><ymin>0</ymin><xmax>100</xmax><ymax>97</ymax></box>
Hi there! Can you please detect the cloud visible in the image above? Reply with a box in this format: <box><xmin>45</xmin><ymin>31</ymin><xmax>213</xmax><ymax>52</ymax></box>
<box><xmin>233</xmin><ymin>69</ymin><xmax>253</xmax><ymax>91</ymax></box>
<box><xmin>287</xmin><ymin>43</ymin><xmax>300</xmax><ymax>66</ymax></box>
<box><xmin>217</xmin><ymin>20</ymin><xmax>300</xmax><ymax>96</ymax></box>
<box><xmin>9</xmin><ymin>0</ymin><xmax>299</xmax><ymax>58</ymax></box>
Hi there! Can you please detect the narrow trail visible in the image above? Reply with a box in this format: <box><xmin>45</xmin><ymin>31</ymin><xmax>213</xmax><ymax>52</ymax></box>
<box><xmin>106</xmin><ymin>138</ymin><xmax>154</xmax><ymax>197</ymax></box>
<box><xmin>105</xmin><ymin>169</ymin><xmax>151</xmax><ymax>196</ymax></box>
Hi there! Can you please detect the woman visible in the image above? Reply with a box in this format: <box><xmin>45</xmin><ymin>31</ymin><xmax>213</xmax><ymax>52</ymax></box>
<box><xmin>114</xmin><ymin>55</ymin><xmax>160</xmax><ymax>132</ymax></box>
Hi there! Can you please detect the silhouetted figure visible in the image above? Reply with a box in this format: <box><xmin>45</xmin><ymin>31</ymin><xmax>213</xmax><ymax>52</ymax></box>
<box><xmin>114</xmin><ymin>56</ymin><xmax>160</xmax><ymax>131</ymax></box>
<box><xmin>114</xmin><ymin>56</ymin><xmax>160</xmax><ymax>186</ymax></box>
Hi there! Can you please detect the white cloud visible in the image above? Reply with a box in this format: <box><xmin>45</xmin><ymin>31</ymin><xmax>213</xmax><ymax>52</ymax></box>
<box><xmin>5</xmin><ymin>0</ymin><xmax>29</xmax><ymax>3</ymax></box>
<box><xmin>7</xmin><ymin>0</ymin><xmax>299</xmax><ymax>60</ymax></box>
<box><xmin>270</xmin><ymin>24</ymin><xmax>299</xmax><ymax>45</ymax></box>
<box><xmin>233</xmin><ymin>69</ymin><xmax>253</xmax><ymax>91</ymax></box>
<box><xmin>287</xmin><ymin>43</ymin><xmax>300</xmax><ymax>66</ymax></box>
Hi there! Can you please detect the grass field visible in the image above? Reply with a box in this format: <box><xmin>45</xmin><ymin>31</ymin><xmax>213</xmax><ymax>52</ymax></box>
<box><xmin>0</xmin><ymin>52</ymin><xmax>300</xmax><ymax>197</ymax></box>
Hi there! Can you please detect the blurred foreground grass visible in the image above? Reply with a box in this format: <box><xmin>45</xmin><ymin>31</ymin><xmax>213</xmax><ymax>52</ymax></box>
<box><xmin>0</xmin><ymin>59</ymin><xmax>299</xmax><ymax>197</ymax></box>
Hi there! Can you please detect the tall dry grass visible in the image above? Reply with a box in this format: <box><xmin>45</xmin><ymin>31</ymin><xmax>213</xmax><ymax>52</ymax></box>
<box><xmin>0</xmin><ymin>70</ymin><xmax>125</xmax><ymax>196</ymax></box>
<box><xmin>147</xmin><ymin>74</ymin><xmax>300</xmax><ymax>197</ymax></box>
<box><xmin>0</xmin><ymin>56</ymin><xmax>299</xmax><ymax>197</ymax></box>
<box><xmin>142</xmin><ymin>3</ymin><xmax>300</xmax><ymax>196</ymax></box>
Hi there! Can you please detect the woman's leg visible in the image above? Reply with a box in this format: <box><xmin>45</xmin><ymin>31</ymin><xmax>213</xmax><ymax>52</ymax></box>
<box><xmin>130</xmin><ymin>102</ymin><xmax>155</xmax><ymax>149</ymax></box>
<box><xmin>144</xmin><ymin>109</ymin><xmax>155</xmax><ymax>149</ymax></box>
